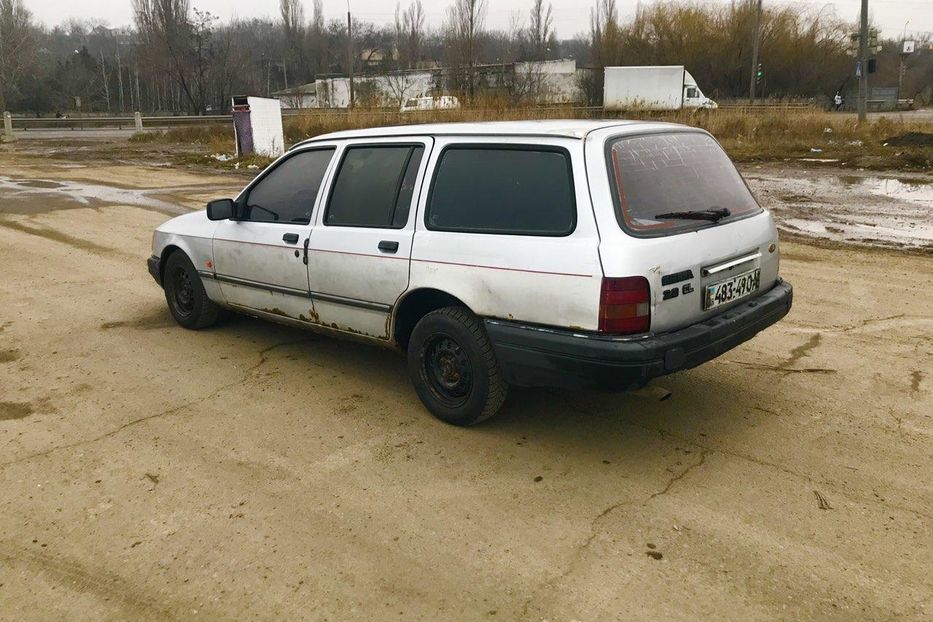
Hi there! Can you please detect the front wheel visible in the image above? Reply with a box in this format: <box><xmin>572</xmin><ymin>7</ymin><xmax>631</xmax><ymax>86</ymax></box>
<box><xmin>407</xmin><ymin>306</ymin><xmax>508</xmax><ymax>426</ymax></box>
<box><xmin>163</xmin><ymin>252</ymin><xmax>220</xmax><ymax>330</ymax></box>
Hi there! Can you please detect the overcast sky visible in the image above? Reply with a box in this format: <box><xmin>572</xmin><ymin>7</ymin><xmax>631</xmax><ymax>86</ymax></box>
<box><xmin>23</xmin><ymin>0</ymin><xmax>930</xmax><ymax>40</ymax></box>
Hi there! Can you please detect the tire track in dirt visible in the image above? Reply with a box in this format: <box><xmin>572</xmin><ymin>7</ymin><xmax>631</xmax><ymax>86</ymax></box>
<box><xmin>0</xmin><ymin>338</ymin><xmax>317</xmax><ymax>470</ymax></box>
<box><xmin>0</xmin><ymin>542</ymin><xmax>208</xmax><ymax>619</ymax></box>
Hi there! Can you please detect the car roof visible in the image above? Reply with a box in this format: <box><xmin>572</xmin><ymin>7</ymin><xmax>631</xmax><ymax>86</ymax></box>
<box><xmin>292</xmin><ymin>119</ymin><xmax>688</xmax><ymax>147</ymax></box>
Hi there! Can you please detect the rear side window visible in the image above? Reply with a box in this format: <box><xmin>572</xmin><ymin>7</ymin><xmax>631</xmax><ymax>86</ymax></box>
<box><xmin>244</xmin><ymin>148</ymin><xmax>334</xmax><ymax>223</ymax></box>
<box><xmin>325</xmin><ymin>145</ymin><xmax>424</xmax><ymax>228</ymax></box>
<box><xmin>427</xmin><ymin>146</ymin><xmax>575</xmax><ymax>236</ymax></box>
<box><xmin>607</xmin><ymin>132</ymin><xmax>761</xmax><ymax>236</ymax></box>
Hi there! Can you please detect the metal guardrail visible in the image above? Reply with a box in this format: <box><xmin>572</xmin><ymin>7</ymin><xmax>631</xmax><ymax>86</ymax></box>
<box><xmin>8</xmin><ymin>114</ymin><xmax>232</xmax><ymax>130</ymax></box>
<box><xmin>718</xmin><ymin>102</ymin><xmax>816</xmax><ymax>111</ymax></box>
<box><xmin>4</xmin><ymin>101</ymin><xmax>821</xmax><ymax>133</ymax></box>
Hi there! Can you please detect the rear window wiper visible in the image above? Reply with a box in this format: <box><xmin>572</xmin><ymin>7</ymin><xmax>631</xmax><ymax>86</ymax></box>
<box><xmin>654</xmin><ymin>207</ymin><xmax>731</xmax><ymax>222</ymax></box>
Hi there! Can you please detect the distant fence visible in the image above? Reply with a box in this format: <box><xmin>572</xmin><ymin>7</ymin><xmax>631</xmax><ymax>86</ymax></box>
<box><xmin>4</xmin><ymin>101</ymin><xmax>821</xmax><ymax>133</ymax></box>
<box><xmin>717</xmin><ymin>101</ymin><xmax>817</xmax><ymax>112</ymax></box>
<box><xmin>7</xmin><ymin>114</ymin><xmax>231</xmax><ymax>130</ymax></box>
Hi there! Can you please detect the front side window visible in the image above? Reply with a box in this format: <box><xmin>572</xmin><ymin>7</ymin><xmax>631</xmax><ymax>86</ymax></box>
<box><xmin>607</xmin><ymin>132</ymin><xmax>761</xmax><ymax>237</ymax></box>
<box><xmin>427</xmin><ymin>146</ymin><xmax>575</xmax><ymax>236</ymax></box>
<box><xmin>325</xmin><ymin>145</ymin><xmax>424</xmax><ymax>228</ymax></box>
<box><xmin>243</xmin><ymin>148</ymin><xmax>334</xmax><ymax>223</ymax></box>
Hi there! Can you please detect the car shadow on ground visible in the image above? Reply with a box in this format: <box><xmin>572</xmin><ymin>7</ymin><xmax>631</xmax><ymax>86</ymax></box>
<box><xmin>177</xmin><ymin>308</ymin><xmax>761</xmax><ymax>457</ymax></box>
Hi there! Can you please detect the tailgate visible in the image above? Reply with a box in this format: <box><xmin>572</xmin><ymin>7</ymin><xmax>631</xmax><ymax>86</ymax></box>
<box><xmin>598</xmin><ymin>212</ymin><xmax>780</xmax><ymax>333</ymax></box>
<box><xmin>587</xmin><ymin>128</ymin><xmax>782</xmax><ymax>334</ymax></box>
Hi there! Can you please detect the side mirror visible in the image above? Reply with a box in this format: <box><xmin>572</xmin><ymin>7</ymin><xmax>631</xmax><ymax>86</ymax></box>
<box><xmin>206</xmin><ymin>198</ymin><xmax>235</xmax><ymax>220</ymax></box>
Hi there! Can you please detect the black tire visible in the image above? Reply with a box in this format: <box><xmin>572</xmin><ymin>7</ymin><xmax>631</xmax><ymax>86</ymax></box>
<box><xmin>163</xmin><ymin>252</ymin><xmax>220</xmax><ymax>330</ymax></box>
<box><xmin>407</xmin><ymin>306</ymin><xmax>508</xmax><ymax>426</ymax></box>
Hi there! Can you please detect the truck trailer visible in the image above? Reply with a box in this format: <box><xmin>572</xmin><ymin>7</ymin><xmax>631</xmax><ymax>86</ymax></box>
<box><xmin>603</xmin><ymin>66</ymin><xmax>717</xmax><ymax>111</ymax></box>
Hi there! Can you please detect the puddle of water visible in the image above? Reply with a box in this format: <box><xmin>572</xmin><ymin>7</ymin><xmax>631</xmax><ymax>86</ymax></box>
<box><xmin>782</xmin><ymin>217</ymin><xmax>933</xmax><ymax>248</ymax></box>
<box><xmin>847</xmin><ymin>177</ymin><xmax>933</xmax><ymax>206</ymax></box>
<box><xmin>0</xmin><ymin>175</ymin><xmax>189</xmax><ymax>215</ymax></box>
<box><xmin>15</xmin><ymin>180</ymin><xmax>65</xmax><ymax>189</ymax></box>
<box><xmin>747</xmin><ymin>169</ymin><xmax>933</xmax><ymax>250</ymax></box>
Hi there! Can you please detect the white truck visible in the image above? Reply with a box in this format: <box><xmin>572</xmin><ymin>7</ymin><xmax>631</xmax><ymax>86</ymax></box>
<box><xmin>603</xmin><ymin>66</ymin><xmax>718</xmax><ymax>111</ymax></box>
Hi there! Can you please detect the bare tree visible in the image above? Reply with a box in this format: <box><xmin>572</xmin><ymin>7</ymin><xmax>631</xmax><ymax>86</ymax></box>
<box><xmin>579</xmin><ymin>0</ymin><xmax>618</xmax><ymax>103</ymax></box>
<box><xmin>445</xmin><ymin>0</ymin><xmax>487</xmax><ymax>99</ymax></box>
<box><xmin>133</xmin><ymin>0</ymin><xmax>217</xmax><ymax>114</ymax></box>
<box><xmin>191</xmin><ymin>8</ymin><xmax>217</xmax><ymax>112</ymax></box>
<box><xmin>280</xmin><ymin>0</ymin><xmax>305</xmax><ymax>83</ymax></box>
<box><xmin>306</xmin><ymin>0</ymin><xmax>325</xmax><ymax>78</ymax></box>
<box><xmin>0</xmin><ymin>0</ymin><xmax>36</xmax><ymax>111</ymax></box>
<box><xmin>403</xmin><ymin>1</ymin><xmax>425</xmax><ymax>69</ymax></box>
<box><xmin>4</xmin><ymin>0</ymin><xmax>902</xmax><ymax>114</ymax></box>
<box><xmin>311</xmin><ymin>0</ymin><xmax>324</xmax><ymax>33</ymax></box>
<box><xmin>280</xmin><ymin>0</ymin><xmax>304</xmax><ymax>37</ymax></box>
<box><xmin>384</xmin><ymin>71</ymin><xmax>419</xmax><ymax>108</ymax></box>
<box><xmin>527</xmin><ymin>0</ymin><xmax>553</xmax><ymax>61</ymax></box>
<box><xmin>503</xmin><ymin>10</ymin><xmax>522</xmax><ymax>62</ymax></box>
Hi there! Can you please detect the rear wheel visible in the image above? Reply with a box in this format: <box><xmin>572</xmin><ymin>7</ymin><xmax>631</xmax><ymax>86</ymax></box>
<box><xmin>407</xmin><ymin>306</ymin><xmax>508</xmax><ymax>426</ymax></box>
<box><xmin>163</xmin><ymin>252</ymin><xmax>220</xmax><ymax>330</ymax></box>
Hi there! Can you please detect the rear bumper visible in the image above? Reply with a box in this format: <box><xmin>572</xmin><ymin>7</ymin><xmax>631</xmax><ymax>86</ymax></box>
<box><xmin>147</xmin><ymin>255</ymin><xmax>161</xmax><ymax>286</ymax></box>
<box><xmin>484</xmin><ymin>279</ymin><xmax>793</xmax><ymax>389</ymax></box>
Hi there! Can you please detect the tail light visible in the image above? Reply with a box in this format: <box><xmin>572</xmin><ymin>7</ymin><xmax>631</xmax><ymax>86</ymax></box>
<box><xmin>599</xmin><ymin>277</ymin><xmax>651</xmax><ymax>334</ymax></box>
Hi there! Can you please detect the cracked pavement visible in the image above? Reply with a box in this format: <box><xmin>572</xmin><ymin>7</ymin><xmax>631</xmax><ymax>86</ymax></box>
<box><xmin>0</xmin><ymin>155</ymin><xmax>931</xmax><ymax>620</ymax></box>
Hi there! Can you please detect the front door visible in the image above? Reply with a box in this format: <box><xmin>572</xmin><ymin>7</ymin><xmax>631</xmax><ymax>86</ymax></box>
<box><xmin>212</xmin><ymin>146</ymin><xmax>336</xmax><ymax>321</ymax></box>
<box><xmin>307</xmin><ymin>137</ymin><xmax>433</xmax><ymax>339</ymax></box>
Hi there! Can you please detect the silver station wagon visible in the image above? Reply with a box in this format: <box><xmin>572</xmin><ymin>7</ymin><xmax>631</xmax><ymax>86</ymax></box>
<box><xmin>148</xmin><ymin>120</ymin><xmax>793</xmax><ymax>425</ymax></box>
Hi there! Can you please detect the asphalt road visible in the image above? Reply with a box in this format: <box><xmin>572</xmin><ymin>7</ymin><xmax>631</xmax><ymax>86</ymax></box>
<box><xmin>0</xmin><ymin>159</ymin><xmax>931</xmax><ymax>620</ymax></box>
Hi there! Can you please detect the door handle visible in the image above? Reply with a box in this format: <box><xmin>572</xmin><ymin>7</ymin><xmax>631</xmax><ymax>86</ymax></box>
<box><xmin>378</xmin><ymin>240</ymin><xmax>399</xmax><ymax>254</ymax></box>
<box><xmin>282</xmin><ymin>233</ymin><xmax>300</xmax><ymax>244</ymax></box>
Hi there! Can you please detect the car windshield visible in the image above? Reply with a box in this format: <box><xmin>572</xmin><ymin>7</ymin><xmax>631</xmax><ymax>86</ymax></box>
<box><xmin>607</xmin><ymin>132</ymin><xmax>761</xmax><ymax>236</ymax></box>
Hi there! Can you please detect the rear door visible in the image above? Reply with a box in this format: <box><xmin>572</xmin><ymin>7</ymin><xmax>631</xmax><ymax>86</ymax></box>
<box><xmin>587</xmin><ymin>128</ymin><xmax>780</xmax><ymax>333</ymax></box>
<box><xmin>211</xmin><ymin>146</ymin><xmax>336</xmax><ymax>320</ymax></box>
<box><xmin>306</xmin><ymin>136</ymin><xmax>432</xmax><ymax>339</ymax></box>
<box><xmin>408</xmin><ymin>137</ymin><xmax>603</xmax><ymax>331</ymax></box>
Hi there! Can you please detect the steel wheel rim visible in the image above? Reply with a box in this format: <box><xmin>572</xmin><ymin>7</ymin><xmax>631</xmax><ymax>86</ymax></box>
<box><xmin>171</xmin><ymin>267</ymin><xmax>195</xmax><ymax>316</ymax></box>
<box><xmin>422</xmin><ymin>333</ymin><xmax>473</xmax><ymax>407</ymax></box>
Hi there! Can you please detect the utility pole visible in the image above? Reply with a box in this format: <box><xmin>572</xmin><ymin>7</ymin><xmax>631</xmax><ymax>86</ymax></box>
<box><xmin>347</xmin><ymin>1</ymin><xmax>355</xmax><ymax>109</ymax></box>
<box><xmin>116</xmin><ymin>49</ymin><xmax>125</xmax><ymax>113</ymax></box>
<box><xmin>898</xmin><ymin>20</ymin><xmax>910</xmax><ymax>99</ymax></box>
<box><xmin>748</xmin><ymin>0</ymin><xmax>762</xmax><ymax>101</ymax></box>
<box><xmin>857</xmin><ymin>0</ymin><xmax>868</xmax><ymax>122</ymax></box>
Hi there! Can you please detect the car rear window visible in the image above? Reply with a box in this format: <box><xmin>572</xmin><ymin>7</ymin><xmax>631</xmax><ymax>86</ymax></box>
<box><xmin>427</xmin><ymin>146</ymin><xmax>575</xmax><ymax>236</ymax></box>
<box><xmin>607</xmin><ymin>132</ymin><xmax>761</xmax><ymax>236</ymax></box>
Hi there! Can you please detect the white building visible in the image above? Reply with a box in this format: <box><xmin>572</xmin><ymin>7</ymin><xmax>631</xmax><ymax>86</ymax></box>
<box><xmin>273</xmin><ymin>60</ymin><xmax>582</xmax><ymax>110</ymax></box>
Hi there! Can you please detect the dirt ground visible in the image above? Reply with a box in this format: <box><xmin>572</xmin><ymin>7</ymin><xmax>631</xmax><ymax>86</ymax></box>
<box><xmin>0</xmin><ymin>148</ymin><xmax>931</xmax><ymax>621</ymax></box>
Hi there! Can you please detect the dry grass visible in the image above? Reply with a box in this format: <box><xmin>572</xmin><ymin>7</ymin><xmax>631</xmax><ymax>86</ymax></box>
<box><xmin>135</xmin><ymin>106</ymin><xmax>932</xmax><ymax>171</ymax></box>
<box><xmin>130</xmin><ymin>124</ymin><xmax>235</xmax><ymax>154</ymax></box>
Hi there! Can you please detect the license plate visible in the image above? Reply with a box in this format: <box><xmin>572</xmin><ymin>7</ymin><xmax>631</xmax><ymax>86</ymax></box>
<box><xmin>704</xmin><ymin>268</ymin><xmax>761</xmax><ymax>310</ymax></box>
